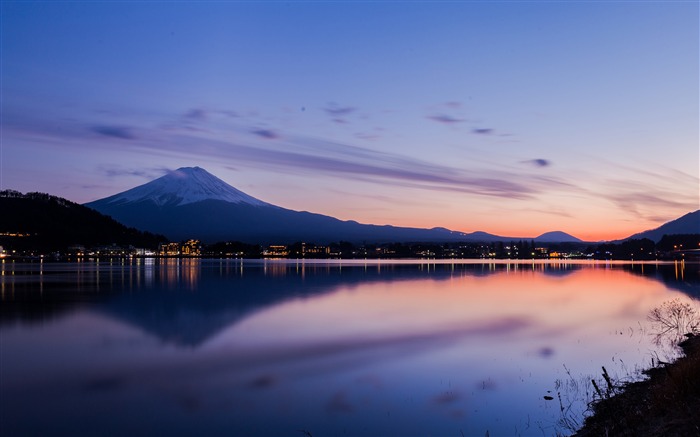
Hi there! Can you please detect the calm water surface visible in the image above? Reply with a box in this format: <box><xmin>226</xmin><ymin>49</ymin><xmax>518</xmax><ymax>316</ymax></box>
<box><xmin>2</xmin><ymin>259</ymin><xmax>699</xmax><ymax>436</ymax></box>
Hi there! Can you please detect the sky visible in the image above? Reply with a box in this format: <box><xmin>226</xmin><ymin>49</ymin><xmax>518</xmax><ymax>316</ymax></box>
<box><xmin>1</xmin><ymin>1</ymin><xmax>698</xmax><ymax>241</ymax></box>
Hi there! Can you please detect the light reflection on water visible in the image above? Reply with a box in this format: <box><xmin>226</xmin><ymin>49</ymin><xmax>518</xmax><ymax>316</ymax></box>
<box><xmin>1</xmin><ymin>259</ymin><xmax>699</xmax><ymax>436</ymax></box>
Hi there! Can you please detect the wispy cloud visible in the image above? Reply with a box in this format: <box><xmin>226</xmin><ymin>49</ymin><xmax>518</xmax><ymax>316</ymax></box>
<box><xmin>183</xmin><ymin>108</ymin><xmax>239</xmax><ymax>121</ymax></box>
<box><xmin>354</xmin><ymin>132</ymin><xmax>381</xmax><ymax>140</ymax></box>
<box><xmin>157</xmin><ymin>132</ymin><xmax>571</xmax><ymax>200</ymax></box>
<box><xmin>588</xmin><ymin>160</ymin><xmax>699</xmax><ymax>219</ymax></box>
<box><xmin>520</xmin><ymin>206</ymin><xmax>574</xmax><ymax>218</ymax></box>
<box><xmin>523</xmin><ymin>159</ymin><xmax>551</xmax><ymax>167</ymax></box>
<box><xmin>98</xmin><ymin>165</ymin><xmax>170</xmax><ymax>179</ymax></box>
<box><xmin>90</xmin><ymin>125</ymin><xmax>136</xmax><ymax>140</ymax></box>
<box><xmin>323</xmin><ymin>103</ymin><xmax>358</xmax><ymax>124</ymax></box>
<box><xmin>4</xmin><ymin>109</ymin><xmax>579</xmax><ymax>201</ymax></box>
<box><xmin>251</xmin><ymin>129</ymin><xmax>279</xmax><ymax>140</ymax></box>
<box><xmin>184</xmin><ymin>108</ymin><xmax>207</xmax><ymax>120</ymax></box>
<box><xmin>324</xmin><ymin>104</ymin><xmax>356</xmax><ymax>117</ymax></box>
<box><xmin>605</xmin><ymin>191</ymin><xmax>696</xmax><ymax>221</ymax></box>
<box><xmin>427</xmin><ymin>114</ymin><xmax>465</xmax><ymax>124</ymax></box>
<box><xmin>472</xmin><ymin>128</ymin><xmax>494</xmax><ymax>135</ymax></box>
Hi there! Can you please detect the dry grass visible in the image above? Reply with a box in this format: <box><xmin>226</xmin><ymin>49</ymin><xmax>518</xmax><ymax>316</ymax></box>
<box><xmin>574</xmin><ymin>335</ymin><xmax>700</xmax><ymax>436</ymax></box>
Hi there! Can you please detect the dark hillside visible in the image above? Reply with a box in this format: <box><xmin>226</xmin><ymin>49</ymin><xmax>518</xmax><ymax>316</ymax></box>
<box><xmin>0</xmin><ymin>190</ymin><xmax>165</xmax><ymax>251</ymax></box>
<box><xmin>624</xmin><ymin>210</ymin><xmax>700</xmax><ymax>242</ymax></box>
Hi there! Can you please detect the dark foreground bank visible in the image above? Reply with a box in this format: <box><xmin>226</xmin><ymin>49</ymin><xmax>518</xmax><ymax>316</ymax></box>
<box><xmin>574</xmin><ymin>335</ymin><xmax>700</xmax><ymax>436</ymax></box>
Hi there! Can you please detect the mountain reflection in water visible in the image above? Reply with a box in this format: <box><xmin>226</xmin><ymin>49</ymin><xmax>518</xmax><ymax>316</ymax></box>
<box><xmin>1</xmin><ymin>259</ymin><xmax>699</xmax><ymax>436</ymax></box>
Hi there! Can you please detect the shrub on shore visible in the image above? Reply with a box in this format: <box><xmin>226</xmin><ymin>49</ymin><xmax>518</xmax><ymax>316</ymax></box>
<box><xmin>574</xmin><ymin>302</ymin><xmax>700</xmax><ymax>437</ymax></box>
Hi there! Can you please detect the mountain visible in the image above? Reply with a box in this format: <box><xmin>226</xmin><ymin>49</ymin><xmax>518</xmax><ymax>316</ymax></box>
<box><xmin>535</xmin><ymin>231</ymin><xmax>583</xmax><ymax>243</ymax></box>
<box><xmin>95</xmin><ymin>166</ymin><xmax>270</xmax><ymax>207</ymax></box>
<box><xmin>624</xmin><ymin>210</ymin><xmax>700</xmax><ymax>243</ymax></box>
<box><xmin>0</xmin><ymin>190</ymin><xmax>165</xmax><ymax>250</ymax></box>
<box><xmin>451</xmin><ymin>230</ymin><xmax>582</xmax><ymax>244</ymax></box>
<box><xmin>85</xmin><ymin>167</ymin><xmax>585</xmax><ymax>244</ymax></box>
<box><xmin>466</xmin><ymin>231</ymin><xmax>504</xmax><ymax>241</ymax></box>
<box><xmin>85</xmin><ymin>167</ymin><xmax>472</xmax><ymax>244</ymax></box>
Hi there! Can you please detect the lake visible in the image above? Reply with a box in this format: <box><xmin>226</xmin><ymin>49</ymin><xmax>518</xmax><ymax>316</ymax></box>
<box><xmin>2</xmin><ymin>259</ymin><xmax>699</xmax><ymax>436</ymax></box>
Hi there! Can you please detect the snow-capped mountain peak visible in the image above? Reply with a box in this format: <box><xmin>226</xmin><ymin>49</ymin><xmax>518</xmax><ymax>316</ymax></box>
<box><xmin>96</xmin><ymin>167</ymin><xmax>270</xmax><ymax>207</ymax></box>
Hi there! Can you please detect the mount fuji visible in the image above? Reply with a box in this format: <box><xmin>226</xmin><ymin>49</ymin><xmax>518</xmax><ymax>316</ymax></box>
<box><xmin>85</xmin><ymin>167</ymin><xmax>476</xmax><ymax>243</ymax></box>
<box><xmin>97</xmin><ymin>166</ymin><xmax>271</xmax><ymax>208</ymax></box>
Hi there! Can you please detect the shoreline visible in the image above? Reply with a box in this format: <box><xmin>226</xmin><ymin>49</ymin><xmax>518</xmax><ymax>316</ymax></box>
<box><xmin>2</xmin><ymin>255</ymin><xmax>697</xmax><ymax>263</ymax></box>
<box><xmin>574</xmin><ymin>335</ymin><xmax>700</xmax><ymax>436</ymax></box>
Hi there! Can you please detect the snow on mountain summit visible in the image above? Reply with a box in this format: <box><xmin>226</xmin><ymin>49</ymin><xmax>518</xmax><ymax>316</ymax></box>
<box><xmin>97</xmin><ymin>167</ymin><xmax>270</xmax><ymax>207</ymax></box>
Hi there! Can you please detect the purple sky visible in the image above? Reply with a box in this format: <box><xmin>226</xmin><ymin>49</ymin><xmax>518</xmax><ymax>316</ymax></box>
<box><xmin>1</xmin><ymin>1</ymin><xmax>698</xmax><ymax>240</ymax></box>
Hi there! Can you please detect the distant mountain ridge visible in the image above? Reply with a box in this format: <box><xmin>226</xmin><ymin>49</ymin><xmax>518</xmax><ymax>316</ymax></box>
<box><xmin>85</xmin><ymin>167</ymin><xmax>582</xmax><ymax>244</ymax></box>
<box><xmin>623</xmin><ymin>210</ymin><xmax>700</xmax><ymax>243</ymax></box>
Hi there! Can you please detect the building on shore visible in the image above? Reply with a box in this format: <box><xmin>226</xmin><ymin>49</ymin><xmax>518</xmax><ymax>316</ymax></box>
<box><xmin>263</xmin><ymin>245</ymin><xmax>289</xmax><ymax>257</ymax></box>
<box><xmin>301</xmin><ymin>243</ymin><xmax>330</xmax><ymax>256</ymax></box>
<box><xmin>181</xmin><ymin>240</ymin><xmax>201</xmax><ymax>256</ymax></box>
<box><xmin>159</xmin><ymin>242</ymin><xmax>181</xmax><ymax>256</ymax></box>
